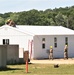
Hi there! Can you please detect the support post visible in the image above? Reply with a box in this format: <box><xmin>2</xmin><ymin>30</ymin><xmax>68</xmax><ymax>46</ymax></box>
<box><xmin>26</xmin><ymin>60</ymin><xmax>28</xmax><ymax>73</ymax></box>
<box><xmin>24</xmin><ymin>51</ymin><xmax>29</xmax><ymax>73</ymax></box>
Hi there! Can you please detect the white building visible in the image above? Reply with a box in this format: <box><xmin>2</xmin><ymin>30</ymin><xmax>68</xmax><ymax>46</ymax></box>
<box><xmin>0</xmin><ymin>25</ymin><xmax>74</xmax><ymax>59</ymax></box>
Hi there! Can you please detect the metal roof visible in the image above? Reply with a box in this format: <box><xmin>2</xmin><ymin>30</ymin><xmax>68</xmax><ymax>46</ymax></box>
<box><xmin>1</xmin><ymin>25</ymin><xmax>74</xmax><ymax>35</ymax></box>
<box><xmin>17</xmin><ymin>25</ymin><xmax>74</xmax><ymax>35</ymax></box>
<box><xmin>0</xmin><ymin>25</ymin><xmax>34</xmax><ymax>36</ymax></box>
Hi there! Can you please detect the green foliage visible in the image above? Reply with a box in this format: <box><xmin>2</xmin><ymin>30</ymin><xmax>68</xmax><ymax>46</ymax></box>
<box><xmin>1</xmin><ymin>6</ymin><xmax>74</xmax><ymax>29</ymax></box>
<box><xmin>0</xmin><ymin>17</ymin><xmax>5</xmax><ymax>26</ymax></box>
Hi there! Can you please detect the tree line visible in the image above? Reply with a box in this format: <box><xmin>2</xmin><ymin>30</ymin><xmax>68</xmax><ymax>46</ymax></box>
<box><xmin>0</xmin><ymin>6</ymin><xmax>74</xmax><ymax>29</ymax></box>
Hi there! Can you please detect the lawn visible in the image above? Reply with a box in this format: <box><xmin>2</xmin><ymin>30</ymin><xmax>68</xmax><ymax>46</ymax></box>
<box><xmin>0</xmin><ymin>64</ymin><xmax>74</xmax><ymax>75</ymax></box>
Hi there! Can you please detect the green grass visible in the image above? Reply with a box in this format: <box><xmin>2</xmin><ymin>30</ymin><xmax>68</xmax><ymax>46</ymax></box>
<box><xmin>0</xmin><ymin>64</ymin><xmax>74</xmax><ymax>75</ymax></box>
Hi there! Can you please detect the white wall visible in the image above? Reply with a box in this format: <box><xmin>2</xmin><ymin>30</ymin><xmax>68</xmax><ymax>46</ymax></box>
<box><xmin>33</xmin><ymin>35</ymin><xmax>74</xmax><ymax>59</ymax></box>
<box><xmin>0</xmin><ymin>26</ymin><xmax>33</xmax><ymax>61</ymax></box>
<box><xmin>1</xmin><ymin>26</ymin><xmax>74</xmax><ymax>59</ymax></box>
<box><xmin>0</xmin><ymin>35</ymin><xmax>33</xmax><ymax>50</ymax></box>
<box><xmin>68</xmin><ymin>36</ymin><xmax>74</xmax><ymax>57</ymax></box>
<box><xmin>0</xmin><ymin>27</ymin><xmax>33</xmax><ymax>51</ymax></box>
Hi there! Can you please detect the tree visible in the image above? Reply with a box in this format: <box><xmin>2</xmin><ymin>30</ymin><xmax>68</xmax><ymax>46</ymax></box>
<box><xmin>0</xmin><ymin>6</ymin><xmax>74</xmax><ymax>29</ymax></box>
<box><xmin>55</xmin><ymin>12</ymin><xmax>67</xmax><ymax>26</ymax></box>
<box><xmin>49</xmin><ymin>18</ymin><xmax>55</xmax><ymax>25</ymax></box>
<box><xmin>7</xmin><ymin>13</ymin><xmax>19</xmax><ymax>25</ymax></box>
<box><xmin>0</xmin><ymin>17</ymin><xmax>5</xmax><ymax>26</ymax></box>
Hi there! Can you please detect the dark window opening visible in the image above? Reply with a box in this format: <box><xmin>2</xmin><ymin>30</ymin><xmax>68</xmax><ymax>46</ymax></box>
<box><xmin>3</xmin><ymin>39</ymin><xmax>9</xmax><ymax>45</ymax></box>
<box><xmin>54</xmin><ymin>37</ymin><xmax>57</xmax><ymax>42</ymax></box>
<box><xmin>3</xmin><ymin>39</ymin><xmax>5</xmax><ymax>44</ymax></box>
<box><xmin>65</xmin><ymin>37</ymin><xmax>68</xmax><ymax>45</ymax></box>
<box><xmin>42</xmin><ymin>38</ymin><xmax>45</xmax><ymax>49</ymax></box>
<box><xmin>42</xmin><ymin>38</ymin><xmax>45</xmax><ymax>41</ymax></box>
<box><xmin>42</xmin><ymin>43</ymin><xmax>45</xmax><ymax>49</ymax></box>
<box><xmin>54</xmin><ymin>43</ymin><xmax>57</xmax><ymax>48</ymax></box>
<box><xmin>54</xmin><ymin>37</ymin><xmax>57</xmax><ymax>48</ymax></box>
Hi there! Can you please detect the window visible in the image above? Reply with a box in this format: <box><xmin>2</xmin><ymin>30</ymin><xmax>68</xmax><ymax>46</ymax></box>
<box><xmin>65</xmin><ymin>37</ymin><xmax>68</xmax><ymax>45</ymax></box>
<box><xmin>42</xmin><ymin>43</ymin><xmax>45</xmax><ymax>49</ymax></box>
<box><xmin>54</xmin><ymin>37</ymin><xmax>57</xmax><ymax>48</ymax></box>
<box><xmin>42</xmin><ymin>38</ymin><xmax>45</xmax><ymax>49</ymax></box>
<box><xmin>54</xmin><ymin>37</ymin><xmax>57</xmax><ymax>42</ymax></box>
<box><xmin>3</xmin><ymin>39</ymin><xmax>9</xmax><ymax>45</ymax></box>
<box><xmin>42</xmin><ymin>38</ymin><xmax>45</xmax><ymax>42</ymax></box>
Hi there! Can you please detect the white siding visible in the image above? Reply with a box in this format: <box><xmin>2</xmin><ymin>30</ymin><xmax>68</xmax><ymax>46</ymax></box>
<box><xmin>0</xmin><ymin>26</ymin><xmax>33</xmax><ymax>51</ymax></box>
<box><xmin>33</xmin><ymin>35</ymin><xmax>74</xmax><ymax>59</ymax></box>
<box><xmin>0</xmin><ymin>25</ymin><xmax>74</xmax><ymax>59</ymax></box>
<box><xmin>68</xmin><ymin>36</ymin><xmax>74</xmax><ymax>57</ymax></box>
<box><xmin>0</xmin><ymin>36</ymin><xmax>32</xmax><ymax>50</ymax></box>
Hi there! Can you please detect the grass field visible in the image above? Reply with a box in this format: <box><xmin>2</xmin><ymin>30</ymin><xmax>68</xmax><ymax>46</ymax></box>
<box><xmin>0</xmin><ymin>64</ymin><xmax>74</xmax><ymax>75</ymax></box>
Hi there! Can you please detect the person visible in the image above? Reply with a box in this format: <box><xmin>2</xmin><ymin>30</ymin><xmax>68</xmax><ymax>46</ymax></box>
<box><xmin>6</xmin><ymin>19</ymin><xmax>16</xmax><ymax>27</ymax></box>
<box><xmin>6</xmin><ymin>19</ymin><xmax>11</xmax><ymax>25</ymax></box>
<box><xmin>49</xmin><ymin>46</ymin><xmax>53</xmax><ymax>60</ymax></box>
<box><xmin>64</xmin><ymin>45</ymin><xmax>68</xmax><ymax>59</ymax></box>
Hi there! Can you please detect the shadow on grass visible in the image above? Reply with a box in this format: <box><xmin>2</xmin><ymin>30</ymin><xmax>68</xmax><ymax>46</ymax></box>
<box><xmin>0</xmin><ymin>67</ymin><xmax>23</xmax><ymax>71</ymax></box>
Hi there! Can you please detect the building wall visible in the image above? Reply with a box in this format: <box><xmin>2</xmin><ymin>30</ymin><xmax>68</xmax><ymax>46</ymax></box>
<box><xmin>33</xmin><ymin>35</ymin><xmax>74</xmax><ymax>59</ymax></box>
<box><xmin>0</xmin><ymin>26</ymin><xmax>33</xmax><ymax>63</ymax></box>
<box><xmin>0</xmin><ymin>35</ymin><xmax>33</xmax><ymax>50</ymax></box>
<box><xmin>7</xmin><ymin>45</ymin><xmax>19</xmax><ymax>64</ymax></box>
<box><xmin>0</xmin><ymin>45</ymin><xmax>7</xmax><ymax>68</ymax></box>
<box><xmin>0</xmin><ymin>26</ymin><xmax>33</xmax><ymax>51</ymax></box>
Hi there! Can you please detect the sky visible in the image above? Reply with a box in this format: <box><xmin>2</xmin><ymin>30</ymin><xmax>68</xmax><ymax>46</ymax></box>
<box><xmin>0</xmin><ymin>0</ymin><xmax>74</xmax><ymax>13</ymax></box>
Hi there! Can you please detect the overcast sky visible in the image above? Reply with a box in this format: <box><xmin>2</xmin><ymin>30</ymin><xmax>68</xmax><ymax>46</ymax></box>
<box><xmin>0</xmin><ymin>0</ymin><xmax>74</xmax><ymax>13</ymax></box>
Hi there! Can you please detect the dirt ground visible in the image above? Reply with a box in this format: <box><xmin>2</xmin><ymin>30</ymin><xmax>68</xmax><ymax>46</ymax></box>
<box><xmin>30</xmin><ymin>58</ymin><xmax>74</xmax><ymax>64</ymax></box>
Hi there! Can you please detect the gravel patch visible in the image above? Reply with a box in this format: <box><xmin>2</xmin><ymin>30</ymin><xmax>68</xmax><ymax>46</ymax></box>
<box><xmin>30</xmin><ymin>58</ymin><xmax>74</xmax><ymax>64</ymax></box>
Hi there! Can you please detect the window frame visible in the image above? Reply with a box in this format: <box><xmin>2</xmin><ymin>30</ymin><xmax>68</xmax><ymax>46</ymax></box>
<box><xmin>3</xmin><ymin>39</ymin><xmax>9</xmax><ymax>45</ymax></box>
<box><xmin>65</xmin><ymin>37</ymin><xmax>68</xmax><ymax>45</ymax></box>
<box><xmin>42</xmin><ymin>38</ymin><xmax>45</xmax><ymax>49</ymax></box>
<box><xmin>54</xmin><ymin>37</ymin><xmax>57</xmax><ymax>48</ymax></box>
